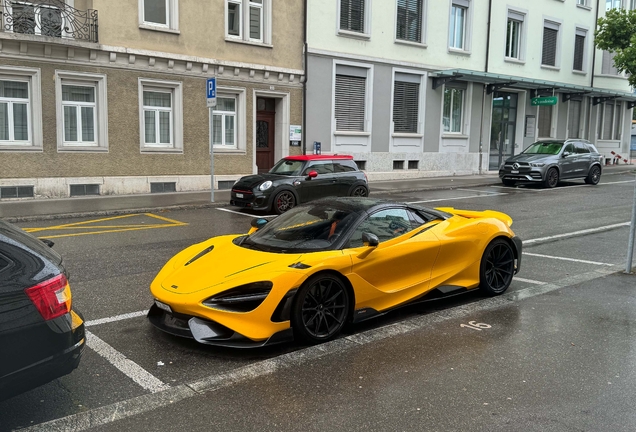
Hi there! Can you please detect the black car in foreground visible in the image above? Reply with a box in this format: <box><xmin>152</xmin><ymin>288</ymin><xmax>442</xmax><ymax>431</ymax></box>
<box><xmin>0</xmin><ymin>220</ymin><xmax>85</xmax><ymax>402</ymax></box>
<box><xmin>230</xmin><ymin>154</ymin><xmax>369</xmax><ymax>214</ymax></box>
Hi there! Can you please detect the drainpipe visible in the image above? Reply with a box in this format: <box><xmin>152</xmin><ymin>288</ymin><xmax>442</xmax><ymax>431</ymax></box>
<box><xmin>478</xmin><ymin>0</ymin><xmax>493</xmax><ymax>174</ymax></box>
<box><xmin>302</xmin><ymin>0</ymin><xmax>308</xmax><ymax>156</ymax></box>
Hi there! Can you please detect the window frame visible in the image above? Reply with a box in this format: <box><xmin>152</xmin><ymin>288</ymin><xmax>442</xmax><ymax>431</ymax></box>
<box><xmin>537</xmin><ymin>104</ymin><xmax>556</xmax><ymax>138</ymax></box>
<box><xmin>55</xmin><ymin>71</ymin><xmax>108</xmax><ymax>152</ymax></box>
<box><xmin>504</xmin><ymin>8</ymin><xmax>527</xmax><ymax>62</ymax></box>
<box><xmin>225</xmin><ymin>0</ymin><xmax>272</xmax><ymax>45</ymax></box>
<box><xmin>212</xmin><ymin>87</ymin><xmax>247</xmax><ymax>153</ymax></box>
<box><xmin>337</xmin><ymin>0</ymin><xmax>371</xmax><ymax>39</ymax></box>
<box><xmin>212</xmin><ymin>95</ymin><xmax>238</xmax><ymax>149</ymax></box>
<box><xmin>567</xmin><ymin>99</ymin><xmax>585</xmax><ymax>139</ymax></box>
<box><xmin>138</xmin><ymin>0</ymin><xmax>179</xmax><ymax>33</ymax></box>
<box><xmin>448</xmin><ymin>0</ymin><xmax>472</xmax><ymax>54</ymax></box>
<box><xmin>441</xmin><ymin>85</ymin><xmax>464</xmax><ymax>134</ymax></box>
<box><xmin>0</xmin><ymin>66</ymin><xmax>42</xmax><ymax>152</ymax></box>
<box><xmin>332</xmin><ymin>61</ymin><xmax>374</xmax><ymax>136</ymax></box>
<box><xmin>394</xmin><ymin>0</ymin><xmax>426</xmax><ymax>46</ymax></box>
<box><xmin>391</xmin><ymin>71</ymin><xmax>424</xmax><ymax>135</ymax></box>
<box><xmin>138</xmin><ymin>78</ymin><xmax>183</xmax><ymax>153</ymax></box>
<box><xmin>541</xmin><ymin>18</ymin><xmax>562</xmax><ymax>69</ymax></box>
<box><xmin>597</xmin><ymin>100</ymin><xmax>623</xmax><ymax>141</ymax></box>
<box><xmin>572</xmin><ymin>27</ymin><xmax>588</xmax><ymax>73</ymax></box>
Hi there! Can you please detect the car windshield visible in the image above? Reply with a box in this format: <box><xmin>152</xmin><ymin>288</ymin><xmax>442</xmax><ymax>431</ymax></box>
<box><xmin>521</xmin><ymin>142</ymin><xmax>563</xmax><ymax>155</ymax></box>
<box><xmin>241</xmin><ymin>204</ymin><xmax>359</xmax><ymax>252</ymax></box>
<box><xmin>269</xmin><ymin>159</ymin><xmax>304</xmax><ymax>176</ymax></box>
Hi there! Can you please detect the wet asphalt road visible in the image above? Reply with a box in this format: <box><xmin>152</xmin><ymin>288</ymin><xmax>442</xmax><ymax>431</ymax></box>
<box><xmin>1</xmin><ymin>172</ymin><xmax>636</xmax><ymax>431</ymax></box>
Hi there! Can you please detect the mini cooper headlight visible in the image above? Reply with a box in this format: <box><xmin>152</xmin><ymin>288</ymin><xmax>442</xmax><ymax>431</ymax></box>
<box><xmin>202</xmin><ymin>281</ymin><xmax>273</xmax><ymax>312</ymax></box>
<box><xmin>530</xmin><ymin>163</ymin><xmax>545</xmax><ymax>167</ymax></box>
<box><xmin>259</xmin><ymin>181</ymin><xmax>273</xmax><ymax>191</ymax></box>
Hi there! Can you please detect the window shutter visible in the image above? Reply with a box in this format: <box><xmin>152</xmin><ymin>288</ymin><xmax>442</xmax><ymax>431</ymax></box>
<box><xmin>542</xmin><ymin>27</ymin><xmax>558</xmax><ymax>66</ymax></box>
<box><xmin>340</xmin><ymin>0</ymin><xmax>365</xmax><ymax>33</ymax></box>
<box><xmin>568</xmin><ymin>100</ymin><xmax>581</xmax><ymax>138</ymax></box>
<box><xmin>614</xmin><ymin>103</ymin><xmax>622</xmax><ymax>140</ymax></box>
<box><xmin>393</xmin><ymin>81</ymin><xmax>419</xmax><ymax>133</ymax></box>
<box><xmin>602</xmin><ymin>50</ymin><xmax>619</xmax><ymax>75</ymax></box>
<box><xmin>602</xmin><ymin>102</ymin><xmax>613</xmax><ymax>140</ymax></box>
<box><xmin>573</xmin><ymin>34</ymin><xmax>585</xmax><ymax>71</ymax></box>
<box><xmin>396</xmin><ymin>0</ymin><xmax>422</xmax><ymax>42</ymax></box>
<box><xmin>335</xmin><ymin>74</ymin><xmax>366</xmax><ymax>131</ymax></box>
<box><xmin>538</xmin><ymin>106</ymin><xmax>552</xmax><ymax>137</ymax></box>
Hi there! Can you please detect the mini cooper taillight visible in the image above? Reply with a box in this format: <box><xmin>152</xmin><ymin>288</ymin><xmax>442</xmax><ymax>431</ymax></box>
<box><xmin>203</xmin><ymin>282</ymin><xmax>273</xmax><ymax>313</ymax></box>
<box><xmin>25</xmin><ymin>273</ymin><xmax>72</xmax><ymax>321</ymax></box>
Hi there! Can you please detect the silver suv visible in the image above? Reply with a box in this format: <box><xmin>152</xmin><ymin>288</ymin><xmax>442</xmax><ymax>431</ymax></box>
<box><xmin>499</xmin><ymin>139</ymin><xmax>603</xmax><ymax>188</ymax></box>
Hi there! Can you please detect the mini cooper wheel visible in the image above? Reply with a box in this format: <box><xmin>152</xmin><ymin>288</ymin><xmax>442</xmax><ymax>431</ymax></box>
<box><xmin>480</xmin><ymin>239</ymin><xmax>515</xmax><ymax>296</ymax></box>
<box><xmin>350</xmin><ymin>185</ymin><xmax>368</xmax><ymax>197</ymax></box>
<box><xmin>502</xmin><ymin>179</ymin><xmax>516</xmax><ymax>187</ymax></box>
<box><xmin>292</xmin><ymin>274</ymin><xmax>350</xmax><ymax>344</ymax></box>
<box><xmin>273</xmin><ymin>190</ymin><xmax>296</xmax><ymax>215</ymax></box>
<box><xmin>543</xmin><ymin>167</ymin><xmax>559</xmax><ymax>188</ymax></box>
<box><xmin>584</xmin><ymin>165</ymin><xmax>601</xmax><ymax>185</ymax></box>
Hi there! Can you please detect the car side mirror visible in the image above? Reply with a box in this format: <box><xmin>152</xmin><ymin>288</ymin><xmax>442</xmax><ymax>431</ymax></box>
<box><xmin>307</xmin><ymin>170</ymin><xmax>318</xmax><ymax>179</ymax></box>
<box><xmin>562</xmin><ymin>152</ymin><xmax>570</xmax><ymax>158</ymax></box>
<box><xmin>362</xmin><ymin>232</ymin><xmax>379</xmax><ymax>248</ymax></box>
<box><xmin>248</xmin><ymin>218</ymin><xmax>268</xmax><ymax>234</ymax></box>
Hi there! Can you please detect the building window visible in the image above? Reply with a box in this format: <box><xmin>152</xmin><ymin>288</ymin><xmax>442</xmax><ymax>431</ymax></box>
<box><xmin>0</xmin><ymin>67</ymin><xmax>41</xmax><ymax>151</ymax></box>
<box><xmin>577</xmin><ymin>0</ymin><xmax>587</xmax><ymax>5</ymax></box>
<box><xmin>393</xmin><ymin>74</ymin><xmax>420</xmax><ymax>134</ymax></box>
<box><xmin>606</xmin><ymin>0</ymin><xmax>622</xmax><ymax>10</ymax></box>
<box><xmin>138</xmin><ymin>79</ymin><xmax>182</xmax><ymax>152</ymax></box>
<box><xmin>393</xmin><ymin>160</ymin><xmax>404</xmax><ymax>170</ymax></box>
<box><xmin>568</xmin><ymin>100</ymin><xmax>582</xmax><ymax>138</ymax></box>
<box><xmin>212</xmin><ymin>97</ymin><xmax>237</xmax><ymax>148</ymax></box>
<box><xmin>62</xmin><ymin>85</ymin><xmax>95</xmax><ymax>145</ymax></box>
<box><xmin>541</xmin><ymin>21</ymin><xmax>560</xmax><ymax>67</ymax></box>
<box><xmin>442</xmin><ymin>87</ymin><xmax>463</xmax><ymax>133</ymax></box>
<box><xmin>537</xmin><ymin>105</ymin><xmax>553</xmax><ymax>137</ymax></box>
<box><xmin>601</xmin><ymin>50</ymin><xmax>620</xmax><ymax>75</ymax></box>
<box><xmin>505</xmin><ymin>10</ymin><xmax>524</xmax><ymax>60</ymax></box>
<box><xmin>396</xmin><ymin>0</ymin><xmax>423</xmax><ymax>43</ymax></box>
<box><xmin>339</xmin><ymin>0</ymin><xmax>367</xmax><ymax>35</ymax></box>
<box><xmin>573</xmin><ymin>29</ymin><xmax>587</xmax><ymax>72</ymax></box>
<box><xmin>449</xmin><ymin>0</ymin><xmax>469</xmax><ymax>50</ymax></box>
<box><xmin>226</xmin><ymin>0</ymin><xmax>270</xmax><ymax>43</ymax></box>
<box><xmin>335</xmin><ymin>73</ymin><xmax>367</xmax><ymax>132</ymax></box>
<box><xmin>598</xmin><ymin>101</ymin><xmax>623</xmax><ymax>140</ymax></box>
<box><xmin>139</xmin><ymin>0</ymin><xmax>178</xmax><ymax>31</ymax></box>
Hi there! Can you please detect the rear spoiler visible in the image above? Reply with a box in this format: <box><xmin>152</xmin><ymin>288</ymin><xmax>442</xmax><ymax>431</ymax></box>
<box><xmin>435</xmin><ymin>207</ymin><xmax>513</xmax><ymax>227</ymax></box>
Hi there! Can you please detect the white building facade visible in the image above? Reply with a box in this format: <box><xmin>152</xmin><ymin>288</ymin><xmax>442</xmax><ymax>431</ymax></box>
<box><xmin>305</xmin><ymin>0</ymin><xmax>636</xmax><ymax>179</ymax></box>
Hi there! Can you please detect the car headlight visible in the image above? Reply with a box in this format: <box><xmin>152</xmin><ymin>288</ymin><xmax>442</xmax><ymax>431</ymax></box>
<box><xmin>259</xmin><ymin>181</ymin><xmax>273</xmax><ymax>191</ymax></box>
<box><xmin>530</xmin><ymin>163</ymin><xmax>545</xmax><ymax>167</ymax></box>
<box><xmin>202</xmin><ymin>281</ymin><xmax>273</xmax><ymax>312</ymax></box>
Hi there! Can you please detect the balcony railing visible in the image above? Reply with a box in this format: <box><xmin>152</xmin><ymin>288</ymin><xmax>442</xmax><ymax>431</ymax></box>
<box><xmin>1</xmin><ymin>0</ymin><xmax>98</xmax><ymax>43</ymax></box>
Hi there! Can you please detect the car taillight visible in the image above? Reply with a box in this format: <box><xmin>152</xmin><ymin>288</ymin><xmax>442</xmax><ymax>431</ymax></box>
<box><xmin>363</xmin><ymin>172</ymin><xmax>368</xmax><ymax>182</ymax></box>
<box><xmin>25</xmin><ymin>274</ymin><xmax>72</xmax><ymax>321</ymax></box>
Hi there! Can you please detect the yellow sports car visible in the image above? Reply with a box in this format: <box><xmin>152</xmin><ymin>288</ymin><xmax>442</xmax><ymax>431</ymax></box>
<box><xmin>148</xmin><ymin>198</ymin><xmax>522</xmax><ymax>347</ymax></box>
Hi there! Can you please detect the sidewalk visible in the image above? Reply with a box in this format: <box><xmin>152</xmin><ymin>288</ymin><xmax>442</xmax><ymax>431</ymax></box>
<box><xmin>1</xmin><ymin>165</ymin><xmax>633</xmax><ymax>222</ymax></box>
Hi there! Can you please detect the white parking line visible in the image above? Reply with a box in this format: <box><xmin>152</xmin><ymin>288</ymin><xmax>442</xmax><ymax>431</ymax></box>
<box><xmin>599</xmin><ymin>180</ymin><xmax>636</xmax><ymax>185</ymax></box>
<box><xmin>86</xmin><ymin>331</ymin><xmax>169</xmax><ymax>393</ymax></box>
<box><xmin>523</xmin><ymin>252</ymin><xmax>614</xmax><ymax>266</ymax></box>
<box><xmin>407</xmin><ymin>192</ymin><xmax>507</xmax><ymax>204</ymax></box>
<box><xmin>524</xmin><ymin>222</ymin><xmax>630</xmax><ymax>245</ymax></box>
<box><xmin>513</xmin><ymin>277</ymin><xmax>546</xmax><ymax>285</ymax></box>
<box><xmin>217</xmin><ymin>208</ymin><xmax>276</xmax><ymax>218</ymax></box>
<box><xmin>85</xmin><ymin>310</ymin><xmax>149</xmax><ymax>327</ymax></box>
<box><xmin>456</xmin><ymin>188</ymin><xmax>501</xmax><ymax>194</ymax></box>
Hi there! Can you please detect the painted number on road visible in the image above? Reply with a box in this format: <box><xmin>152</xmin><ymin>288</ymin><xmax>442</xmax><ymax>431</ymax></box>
<box><xmin>460</xmin><ymin>321</ymin><xmax>491</xmax><ymax>331</ymax></box>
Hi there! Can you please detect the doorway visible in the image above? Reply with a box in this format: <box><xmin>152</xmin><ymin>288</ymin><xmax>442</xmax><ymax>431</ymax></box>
<box><xmin>489</xmin><ymin>92</ymin><xmax>518</xmax><ymax>171</ymax></box>
<box><xmin>256</xmin><ymin>98</ymin><xmax>276</xmax><ymax>174</ymax></box>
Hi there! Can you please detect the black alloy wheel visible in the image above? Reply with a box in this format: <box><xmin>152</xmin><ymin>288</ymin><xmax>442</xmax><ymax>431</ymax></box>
<box><xmin>273</xmin><ymin>190</ymin><xmax>296</xmax><ymax>214</ymax></box>
<box><xmin>292</xmin><ymin>275</ymin><xmax>350</xmax><ymax>344</ymax></box>
<box><xmin>543</xmin><ymin>167</ymin><xmax>559</xmax><ymax>188</ymax></box>
<box><xmin>479</xmin><ymin>239</ymin><xmax>515</xmax><ymax>296</ymax></box>
<box><xmin>350</xmin><ymin>186</ymin><xmax>368</xmax><ymax>197</ymax></box>
<box><xmin>585</xmin><ymin>165</ymin><xmax>601</xmax><ymax>185</ymax></box>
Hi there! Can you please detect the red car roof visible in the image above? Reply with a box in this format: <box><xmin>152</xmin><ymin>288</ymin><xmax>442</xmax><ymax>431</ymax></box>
<box><xmin>284</xmin><ymin>154</ymin><xmax>353</xmax><ymax>161</ymax></box>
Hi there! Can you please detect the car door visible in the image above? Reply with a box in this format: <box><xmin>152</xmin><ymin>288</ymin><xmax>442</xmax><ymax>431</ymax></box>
<box><xmin>347</xmin><ymin>208</ymin><xmax>441</xmax><ymax>311</ymax></box>
<box><xmin>573</xmin><ymin>142</ymin><xmax>592</xmax><ymax>177</ymax></box>
<box><xmin>298</xmin><ymin>161</ymin><xmax>338</xmax><ymax>202</ymax></box>
<box><xmin>332</xmin><ymin>160</ymin><xmax>358</xmax><ymax>196</ymax></box>
<box><xmin>559</xmin><ymin>143</ymin><xmax>577</xmax><ymax>178</ymax></box>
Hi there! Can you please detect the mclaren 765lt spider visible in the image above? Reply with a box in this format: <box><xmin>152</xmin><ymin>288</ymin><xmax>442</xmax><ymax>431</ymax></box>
<box><xmin>148</xmin><ymin>198</ymin><xmax>522</xmax><ymax>347</ymax></box>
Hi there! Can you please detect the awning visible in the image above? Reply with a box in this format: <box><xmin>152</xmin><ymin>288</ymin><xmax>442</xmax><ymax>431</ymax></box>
<box><xmin>430</xmin><ymin>68</ymin><xmax>636</xmax><ymax>107</ymax></box>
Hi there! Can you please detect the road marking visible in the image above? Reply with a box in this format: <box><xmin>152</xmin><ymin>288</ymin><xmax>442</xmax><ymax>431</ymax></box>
<box><xmin>407</xmin><ymin>192</ymin><xmax>507</xmax><ymax>204</ymax></box>
<box><xmin>26</xmin><ymin>266</ymin><xmax>616</xmax><ymax>432</ymax></box>
<box><xmin>523</xmin><ymin>252</ymin><xmax>614</xmax><ymax>266</ymax></box>
<box><xmin>524</xmin><ymin>222</ymin><xmax>630</xmax><ymax>245</ymax></box>
<box><xmin>513</xmin><ymin>277</ymin><xmax>546</xmax><ymax>285</ymax></box>
<box><xmin>85</xmin><ymin>310</ymin><xmax>149</xmax><ymax>327</ymax></box>
<box><xmin>456</xmin><ymin>188</ymin><xmax>501</xmax><ymax>194</ymax></box>
<box><xmin>86</xmin><ymin>331</ymin><xmax>169</xmax><ymax>393</ymax></box>
<box><xmin>599</xmin><ymin>180</ymin><xmax>636</xmax><ymax>185</ymax></box>
<box><xmin>24</xmin><ymin>213</ymin><xmax>188</xmax><ymax>239</ymax></box>
<box><xmin>217</xmin><ymin>208</ymin><xmax>277</xmax><ymax>218</ymax></box>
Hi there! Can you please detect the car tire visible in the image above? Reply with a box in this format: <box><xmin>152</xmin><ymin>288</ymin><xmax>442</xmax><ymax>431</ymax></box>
<box><xmin>350</xmin><ymin>185</ymin><xmax>368</xmax><ymax>197</ymax></box>
<box><xmin>479</xmin><ymin>238</ymin><xmax>515</xmax><ymax>296</ymax></box>
<box><xmin>543</xmin><ymin>167</ymin><xmax>559</xmax><ymax>188</ymax></box>
<box><xmin>584</xmin><ymin>165</ymin><xmax>601</xmax><ymax>185</ymax></box>
<box><xmin>272</xmin><ymin>190</ymin><xmax>296</xmax><ymax>215</ymax></box>
<box><xmin>502</xmin><ymin>179</ymin><xmax>516</xmax><ymax>187</ymax></box>
<box><xmin>291</xmin><ymin>274</ymin><xmax>350</xmax><ymax>344</ymax></box>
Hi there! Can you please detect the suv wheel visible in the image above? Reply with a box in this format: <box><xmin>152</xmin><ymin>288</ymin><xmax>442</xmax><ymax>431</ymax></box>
<box><xmin>543</xmin><ymin>167</ymin><xmax>559</xmax><ymax>188</ymax></box>
<box><xmin>584</xmin><ymin>165</ymin><xmax>601</xmax><ymax>185</ymax></box>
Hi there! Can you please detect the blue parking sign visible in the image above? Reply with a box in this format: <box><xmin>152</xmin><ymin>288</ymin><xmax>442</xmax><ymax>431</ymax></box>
<box><xmin>206</xmin><ymin>77</ymin><xmax>216</xmax><ymax>107</ymax></box>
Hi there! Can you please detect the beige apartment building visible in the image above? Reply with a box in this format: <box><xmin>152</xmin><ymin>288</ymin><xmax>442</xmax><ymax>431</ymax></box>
<box><xmin>0</xmin><ymin>0</ymin><xmax>304</xmax><ymax>198</ymax></box>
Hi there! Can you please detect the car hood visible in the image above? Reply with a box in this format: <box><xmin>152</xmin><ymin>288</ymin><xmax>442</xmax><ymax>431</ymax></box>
<box><xmin>158</xmin><ymin>235</ymin><xmax>302</xmax><ymax>295</ymax></box>
<box><xmin>232</xmin><ymin>173</ymin><xmax>293</xmax><ymax>190</ymax></box>
<box><xmin>505</xmin><ymin>154</ymin><xmax>555</xmax><ymax>163</ymax></box>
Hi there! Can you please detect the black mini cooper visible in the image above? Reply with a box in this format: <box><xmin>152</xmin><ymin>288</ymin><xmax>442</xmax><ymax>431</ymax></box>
<box><xmin>230</xmin><ymin>155</ymin><xmax>369</xmax><ymax>214</ymax></box>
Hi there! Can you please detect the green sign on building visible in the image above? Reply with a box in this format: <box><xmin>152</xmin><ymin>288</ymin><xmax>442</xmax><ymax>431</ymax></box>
<box><xmin>531</xmin><ymin>96</ymin><xmax>558</xmax><ymax>106</ymax></box>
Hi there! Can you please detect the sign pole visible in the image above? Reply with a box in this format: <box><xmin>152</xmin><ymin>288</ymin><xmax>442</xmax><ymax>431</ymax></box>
<box><xmin>209</xmin><ymin>107</ymin><xmax>215</xmax><ymax>203</ymax></box>
<box><xmin>206</xmin><ymin>77</ymin><xmax>217</xmax><ymax>203</ymax></box>
<box><xmin>626</xmin><ymin>177</ymin><xmax>636</xmax><ymax>273</ymax></box>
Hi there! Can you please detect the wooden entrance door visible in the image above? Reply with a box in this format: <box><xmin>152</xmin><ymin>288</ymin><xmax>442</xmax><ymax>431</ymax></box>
<box><xmin>256</xmin><ymin>112</ymin><xmax>276</xmax><ymax>173</ymax></box>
